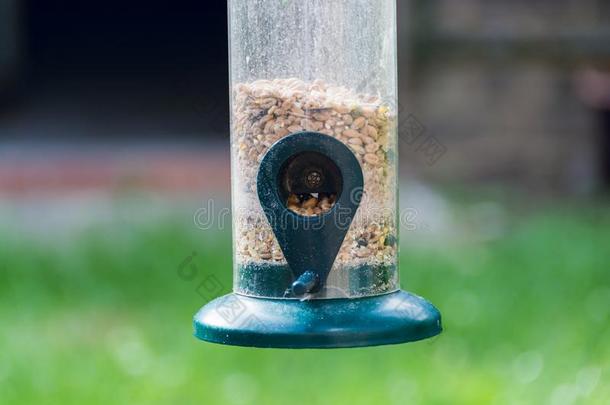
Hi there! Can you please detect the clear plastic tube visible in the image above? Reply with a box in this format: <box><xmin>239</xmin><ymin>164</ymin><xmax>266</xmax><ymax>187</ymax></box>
<box><xmin>229</xmin><ymin>0</ymin><xmax>398</xmax><ymax>298</ymax></box>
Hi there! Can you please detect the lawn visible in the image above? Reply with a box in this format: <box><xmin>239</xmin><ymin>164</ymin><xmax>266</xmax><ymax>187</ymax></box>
<box><xmin>0</xmin><ymin>200</ymin><xmax>609</xmax><ymax>404</ymax></box>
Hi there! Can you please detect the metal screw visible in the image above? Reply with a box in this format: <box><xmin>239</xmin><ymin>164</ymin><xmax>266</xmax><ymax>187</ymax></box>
<box><xmin>305</xmin><ymin>170</ymin><xmax>322</xmax><ymax>188</ymax></box>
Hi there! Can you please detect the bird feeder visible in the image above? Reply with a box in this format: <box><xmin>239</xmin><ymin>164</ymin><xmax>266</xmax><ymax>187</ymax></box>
<box><xmin>194</xmin><ymin>0</ymin><xmax>441</xmax><ymax>348</ymax></box>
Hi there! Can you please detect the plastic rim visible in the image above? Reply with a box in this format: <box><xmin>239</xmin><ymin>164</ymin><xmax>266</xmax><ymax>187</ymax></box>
<box><xmin>193</xmin><ymin>290</ymin><xmax>441</xmax><ymax>348</ymax></box>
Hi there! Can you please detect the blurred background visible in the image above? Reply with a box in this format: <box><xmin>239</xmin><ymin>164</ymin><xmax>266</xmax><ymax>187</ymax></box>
<box><xmin>1</xmin><ymin>1</ymin><xmax>609</xmax><ymax>404</ymax></box>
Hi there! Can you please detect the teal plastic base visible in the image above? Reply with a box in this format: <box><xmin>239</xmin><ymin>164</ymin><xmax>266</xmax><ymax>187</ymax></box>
<box><xmin>193</xmin><ymin>290</ymin><xmax>442</xmax><ymax>348</ymax></box>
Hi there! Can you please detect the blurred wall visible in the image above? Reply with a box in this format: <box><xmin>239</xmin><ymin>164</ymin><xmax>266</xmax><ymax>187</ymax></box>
<box><xmin>399</xmin><ymin>0</ymin><xmax>610</xmax><ymax>193</ymax></box>
<box><xmin>2</xmin><ymin>0</ymin><xmax>229</xmax><ymax>141</ymax></box>
<box><xmin>0</xmin><ymin>0</ymin><xmax>21</xmax><ymax>96</ymax></box>
<box><xmin>2</xmin><ymin>0</ymin><xmax>610</xmax><ymax>195</ymax></box>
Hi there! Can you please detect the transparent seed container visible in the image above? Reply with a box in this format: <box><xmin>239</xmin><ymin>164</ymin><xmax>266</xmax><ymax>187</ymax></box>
<box><xmin>229</xmin><ymin>0</ymin><xmax>399</xmax><ymax>299</ymax></box>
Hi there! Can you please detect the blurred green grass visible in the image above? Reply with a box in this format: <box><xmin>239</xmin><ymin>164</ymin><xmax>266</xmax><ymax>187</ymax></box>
<box><xmin>1</xmin><ymin>203</ymin><xmax>609</xmax><ymax>404</ymax></box>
